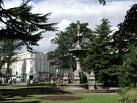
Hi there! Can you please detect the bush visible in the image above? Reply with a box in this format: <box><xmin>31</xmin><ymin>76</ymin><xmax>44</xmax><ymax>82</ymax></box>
<box><xmin>27</xmin><ymin>82</ymin><xmax>56</xmax><ymax>87</ymax></box>
<box><xmin>118</xmin><ymin>87</ymin><xmax>137</xmax><ymax>103</ymax></box>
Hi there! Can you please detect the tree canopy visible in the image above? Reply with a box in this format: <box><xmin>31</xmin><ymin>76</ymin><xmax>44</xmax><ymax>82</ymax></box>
<box><xmin>113</xmin><ymin>4</ymin><xmax>137</xmax><ymax>87</ymax></box>
<box><xmin>84</xmin><ymin>18</ymin><xmax>119</xmax><ymax>86</ymax></box>
<box><xmin>99</xmin><ymin>0</ymin><xmax>106</xmax><ymax>5</ymax></box>
<box><xmin>0</xmin><ymin>0</ymin><xmax>55</xmax><ymax>51</ymax></box>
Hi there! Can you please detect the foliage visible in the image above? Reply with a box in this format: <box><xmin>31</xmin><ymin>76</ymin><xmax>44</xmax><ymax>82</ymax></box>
<box><xmin>85</xmin><ymin>18</ymin><xmax>119</xmax><ymax>86</ymax></box>
<box><xmin>113</xmin><ymin>4</ymin><xmax>137</xmax><ymax>60</ymax></box>
<box><xmin>118</xmin><ymin>88</ymin><xmax>137</xmax><ymax>103</ymax></box>
<box><xmin>85</xmin><ymin>18</ymin><xmax>112</xmax><ymax>73</ymax></box>
<box><xmin>116</xmin><ymin>4</ymin><xmax>137</xmax><ymax>40</ymax></box>
<box><xmin>27</xmin><ymin>82</ymin><xmax>56</xmax><ymax>87</ymax></box>
<box><xmin>118</xmin><ymin>65</ymin><xmax>132</xmax><ymax>87</ymax></box>
<box><xmin>0</xmin><ymin>39</ymin><xmax>21</xmax><ymax>81</ymax></box>
<box><xmin>99</xmin><ymin>0</ymin><xmax>106</xmax><ymax>5</ymax></box>
<box><xmin>119</xmin><ymin>45</ymin><xmax>137</xmax><ymax>87</ymax></box>
<box><xmin>47</xmin><ymin>50</ymin><xmax>61</xmax><ymax>60</ymax></box>
<box><xmin>0</xmin><ymin>0</ymin><xmax>55</xmax><ymax>51</ymax></box>
<box><xmin>113</xmin><ymin>4</ymin><xmax>137</xmax><ymax>87</ymax></box>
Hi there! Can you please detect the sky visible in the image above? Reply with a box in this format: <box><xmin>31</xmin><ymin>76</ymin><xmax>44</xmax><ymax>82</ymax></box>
<box><xmin>4</xmin><ymin>0</ymin><xmax>137</xmax><ymax>53</ymax></box>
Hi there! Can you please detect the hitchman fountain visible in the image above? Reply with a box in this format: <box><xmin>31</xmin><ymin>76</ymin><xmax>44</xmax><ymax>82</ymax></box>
<box><xmin>62</xmin><ymin>21</ymin><xmax>96</xmax><ymax>90</ymax></box>
<box><xmin>69</xmin><ymin>21</ymin><xmax>87</xmax><ymax>84</ymax></box>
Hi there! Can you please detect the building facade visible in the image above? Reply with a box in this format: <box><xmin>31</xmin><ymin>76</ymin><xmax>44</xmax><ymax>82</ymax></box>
<box><xmin>10</xmin><ymin>52</ymin><xmax>73</xmax><ymax>83</ymax></box>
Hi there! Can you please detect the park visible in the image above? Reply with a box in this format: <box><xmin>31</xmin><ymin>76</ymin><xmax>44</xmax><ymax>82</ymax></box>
<box><xmin>0</xmin><ymin>0</ymin><xmax>137</xmax><ymax>103</ymax></box>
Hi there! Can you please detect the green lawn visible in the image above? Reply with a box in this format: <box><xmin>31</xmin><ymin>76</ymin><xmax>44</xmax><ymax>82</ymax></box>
<box><xmin>0</xmin><ymin>86</ymin><xmax>119</xmax><ymax>103</ymax></box>
<box><xmin>39</xmin><ymin>93</ymin><xmax>119</xmax><ymax>103</ymax></box>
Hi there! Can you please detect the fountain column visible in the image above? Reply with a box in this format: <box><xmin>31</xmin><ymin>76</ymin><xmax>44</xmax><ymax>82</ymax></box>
<box><xmin>74</xmin><ymin>57</ymin><xmax>81</xmax><ymax>84</ymax></box>
<box><xmin>76</xmin><ymin>57</ymin><xmax>81</xmax><ymax>72</ymax></box>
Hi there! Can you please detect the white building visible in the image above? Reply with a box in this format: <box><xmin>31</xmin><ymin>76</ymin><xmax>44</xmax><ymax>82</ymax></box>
<box><xmin>10</xmin><ymin>52</ymin><xmax>66</xmax><ymax>83</ymax></box>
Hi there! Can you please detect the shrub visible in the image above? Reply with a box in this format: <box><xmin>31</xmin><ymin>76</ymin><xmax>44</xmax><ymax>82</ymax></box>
<box><xmin>27</xmin><ymin>82</ymin><xmax>56</xmax><ymax>87</ymax></box>
<box><xmin>118</xmin><ymin>87</ymin><xmax>137</xmax><ymax>103</ymax></box>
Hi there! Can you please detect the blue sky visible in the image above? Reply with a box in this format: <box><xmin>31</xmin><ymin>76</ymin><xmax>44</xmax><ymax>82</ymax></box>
<box><xmin>4</xmin><ymin>0</ymin><xmax>137</xmax><ymax>52</ymax></box>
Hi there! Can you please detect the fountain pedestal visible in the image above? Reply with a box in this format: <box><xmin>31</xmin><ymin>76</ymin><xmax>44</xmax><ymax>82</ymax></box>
<box><xmin>88</xmin><ymin>71</ymin><xmax>95</xmax><ymax>90</ymax></box>
<box><xmin>63</xmin><ymin>72</ymin><xmax>69</xmax><ymax>84</ymax></box>
<box><xmin>74</xmin><ymin>70</ymin><xmax>80</xmax><ymax>84</ymax></box>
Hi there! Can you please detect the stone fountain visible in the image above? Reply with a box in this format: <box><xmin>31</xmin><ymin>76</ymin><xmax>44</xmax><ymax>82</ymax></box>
<box><xmin>61</xmin><ymin>21</ymin><xmax>97</xmax><ymax>91</ymax></box>
<box><xmin>69</xmin><ymin>21</ymin><xmax>87</xmax><ymax>84</ymax></box>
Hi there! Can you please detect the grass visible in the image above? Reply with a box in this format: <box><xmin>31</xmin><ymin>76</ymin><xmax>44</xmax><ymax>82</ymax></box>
<box><xmin>0</xmin><ymin>86</ymin><xmax>119</xmax><ymax>103</ymax></box>
<box><xmin>38</xmin><ymin>93</ymin><xmax>119</xmax><ymax>103</ymax></box>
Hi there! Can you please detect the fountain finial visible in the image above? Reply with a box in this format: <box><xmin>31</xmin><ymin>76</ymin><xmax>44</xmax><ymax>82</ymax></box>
<box><xmin>77</xmin><ymin>21</ymin><xmax>80</xmax><ymax>36</ymax></box>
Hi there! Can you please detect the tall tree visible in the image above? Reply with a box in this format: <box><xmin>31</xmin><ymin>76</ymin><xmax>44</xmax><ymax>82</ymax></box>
<box><xmin>0</xmin><ymin>0</ymin><xmax>55</xmax><ymax>81</ymax></box>
<box><xmin>0</xmin><ymin>39</ymin><xmax>21</xmax><ymax>82</ymax></box>
<box><xmin>113</xmin><ymin>4</ymin><xmax>137</xmax><ymax>56</ymax></box>
<box><xmin>118</xmin><ymin>44</ymin><xmax>137</xmax><ymax>87</ymax></box>
<box><xmin>0</xmin><ymin>0</ymin><xmax>55</xmax><ymax>51</ymax></box>
<box><xmin>85</xmin><ymin>18</ymin><xmax>118</xmax><ymax>86</ymax></box>
<box><xmin>113</xmin><ymin>4</ymin><xmax>137</xmax><ymax>87</ymax></box>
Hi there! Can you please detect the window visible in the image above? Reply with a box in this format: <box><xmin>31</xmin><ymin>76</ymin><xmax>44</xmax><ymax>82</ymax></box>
<box><xmin>29</xmin><ymin>68</ymin><xmax>33</xmax><ymax>74</ymax></box>
<box><xmin>30</xmin><ymin>60</ymin><xmax>33</xmax><ymax>65</ymax></box>
<box><xmin>30</xmin><ymin>53</ymin><xmax>33</xmax><ymax>57</ymax></box>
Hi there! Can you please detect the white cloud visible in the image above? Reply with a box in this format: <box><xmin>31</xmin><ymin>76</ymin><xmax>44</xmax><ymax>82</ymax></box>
<box><xmin>3</xmin><ymin>0</ymin><xmax>137</xmax><ymax>52</ymax></box>
<box><xmin>33</xmin><ymin>36</ymin><xmax>58</xmax><ymax>53</ymax></box>
<box><xmin>31</xmin><ymin>0</ymin><xmax>136</xmax><ymax>28</ymax></box>
<box><xmin>4</xmin><ymin>0</ymin><xmax>22</xmax><ymax>9</ymax></box>
<box><xmin>57</xmin><ymin>19</ymin><xmax>71</xmax><ymax>31</ymax></box>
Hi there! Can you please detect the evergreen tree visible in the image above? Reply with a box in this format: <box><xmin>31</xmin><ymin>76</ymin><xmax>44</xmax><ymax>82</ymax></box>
<box><xmin>113</xmin><ymin>4</ymin><xmax>137</xmax><ymax>59</ymax></box>
<box><xmin>85</xmin><ymin>18</ymin><xmax>118</xmax><ymax>86</ymax></box>
<box><xmin>113</xmin><ymin>4</ymin><xmax>137</xmax><ymax>87</ymax></box>
<box><xmin>0</xmin><ymin>0</ymin><xmax>55</xmax><ymax>51</ymax></box>
<box><xmin>0</xmin><ymin>39</ymin><xmax>22</xmax><ymax>81</ymax></box>
<box><xmin>119</xmin><ymin>45</ymin><xmax>137</xmax><ymax>87</ymax></box>
<box><xmin>0</xmin><ymin>0</ymin><xmax>55</xmax><ymax>80</ymax></box>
